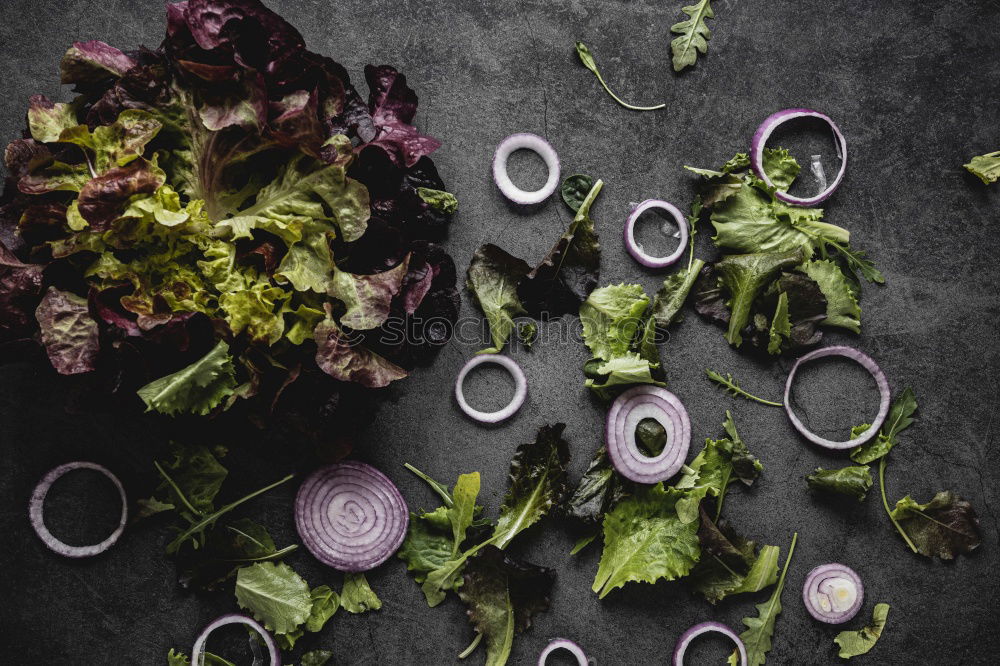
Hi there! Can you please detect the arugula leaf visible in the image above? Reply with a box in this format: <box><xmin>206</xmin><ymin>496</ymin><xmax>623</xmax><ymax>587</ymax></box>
<box><xmin>235</xmin><ymin>562</ymin><xmax>312</xmax><ymax>635</ymax></box>
<box><xmin>458</xmin><ymin>545</ymin><xmax>554</xmax><ymax>666</ymax></box>
<box><xmin>806</xmin><ymin>465</ymin><xmax>873</xmax><ymax>502</ymax></box>
<box><xmin>561</xmin><ymin>174</ymin><xmax>595</xmax><ymax>212</ymax></box>
<box><xmin>137</xmin><ymin>340</ymin><xmax>238</xmax><ymax>416</ymax></box>
<box><xmin>889</xmin><ymin>491</ymin><xmax>982</xmax><ymax>559</ymax></box>
<box><xmin>518</xmin><ymin>180</ymin><xmax>602</xmax><ymax>317</ymax></box>
<box><xmin>799</xmin><ymin>259</ymin><xmax>861</xmax><ymax>333</ymax></box>
<box><xmin>580</xmin><ymin>283</ymin><xmax>650</xmax><ymax>361</ymax></box>
<box><xmin>729</xmin><ymin>532</ymin><xmax>798</xmax><ymax>666</ymax></box>
<box><xmin>493</xmin><ymin>424</ymin><xmax>571</xmax><ymax>548</ymax></box>
<box><xmin>677</xmin><ymin>411</ymin><xmax>761</xmax><ymax>518</ymax></box>
<box><xmin>714</xmin><ymin>249</ymin><xmax>805</xmax><ymax>346</ymax></box>
<box><xmin>176</xmin><ymin>518</ymin><xmax>297</xmax><ymax>590</ymax></box>
<box><xmin>340</xmin><ymin>572</ymin><xmax>382</xmax><ymax>613</ymax></box>
<box><xmin>651</xmin><ymin>259</ymin><xmax>706</xmax><ymax>328</ymax></box>
<box><xmin>305</xmin><ymin>585</ymin><xmax>339</xmax><ymax>631</ymax></box>
<box><xmin>767</xmin><ymin>291</ymin><xmax>790</xmax><ymax>354</ymax></box>
<box><xmin>834</xmin><ymin>603</ymin><xmax>890</xmax><ymax>659</ymax></box>
<box><xmin>140</xmin><ymin>443</ymin><xmax>228</xmax><ymax>521</ymax></box>
<box><xmin>964</xmin><ymin>151</ymin><xmax>1000</xmax><ymax>184</ymax></box>
<box><xmin>690</xmin><ymin>507</ymin><xmax>779</xmax><ymax>604</ymax></box>
<box><xmin>851</xmin><ymin>388</ymin><xmax>917</xmax><ymax>463</ymax></box>
<box><xmin>448</xmin><ymin>472</ymin><xmax>481</xmax><ymax>555</ymax></box>
<box><xmin>466</xmin><ymin>244</ymin><xmax>530</xmax><ymax>352</ymax></box>
<box><xmin>404</xmin><ymin>463</ymin><xmax>455</xmax><ymax>507</ymax></box>
<box><xmin>592</xmin><ymin>484</ymin><xmax>704</xmax><ymax>598</ymax></box>
<box><xmin>566</xmin><ymin>448</ymin><xmax>634</xmax><ymax>524</ymax></box>
<box><xmin>670</xmin><ymin>0</ymin><xmax>715</xmax><ymax>72</ymax></box>
<box><xmin>705</xmin><ymin>369</ymin><xmax>782</xmax><ymax>407</ymax></box>
<box><xmin>574</xmin><ymin>43</ymin><xmax>665</xmax><ymax>112</ymax></box>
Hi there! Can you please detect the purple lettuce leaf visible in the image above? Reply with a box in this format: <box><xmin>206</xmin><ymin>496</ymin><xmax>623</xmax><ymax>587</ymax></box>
<box><xmin>34</xmin><ymin>286</ymin><xmax>100</xmax><ymax>374</ymax></box>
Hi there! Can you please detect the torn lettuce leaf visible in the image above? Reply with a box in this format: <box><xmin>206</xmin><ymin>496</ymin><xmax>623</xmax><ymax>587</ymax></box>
<box><xmin>234</xmin><ymin>562</ymin><xmax>312</xmax><ymax>636</ymax></box>
<box><xmin>137</xmin><ymin>341</ymin><xmax>237</xmax><ymax>416</ymax></box>
<box><xmin>834</xmin><ymin>603</ymin><xmax>890</xmax><ymax>659</ymax></box>
<box><xmin>889</xmin><ymin>491</ymin><xmax>982</xmax><ymax>559</ymax></box>
<box><xmin>799</xmin><ymin>259</ymin><xmax>861</xmax><ymax>333</ymax></box>
<box><xmin>466</xmin><ymin>244</ymin><xmax>530</xmax><ymax>352</ymax></box>
<box><xmin>964</xmin><ymin>151</ymin><xmax>1000</xmax><ymax>184</ymax></box>
<box><xmin>580</xmin><ymin>283</ymin><xmax>650</xmax><ymax>361</ymax></box>
<box><xmin>690</xmin><ymin>507</ymin><xmax>779</xmax><ymax>604</ymax></box>
<box><xmin>651</xmin><ymin>259</ymin><xmax>706</xmax><ymax>328</ymax></box>
<box><xmin>714</xmin><ymin>248</ymin><xmax>805</xmax><ymax>346</ymax></box>
<box><xmin>806</xmin><ymin>465</ymin><xmax>873</xmax><ymax>502</ymax></box>
<box><xmin>850</xmin><ymin>388</ymin><xmax>917</xmax><ymax>464</ymax></box>
<box><xmin>340</xmin><ymin>572</ymin><xmax>382</xmax><ymax>613</ymax></box>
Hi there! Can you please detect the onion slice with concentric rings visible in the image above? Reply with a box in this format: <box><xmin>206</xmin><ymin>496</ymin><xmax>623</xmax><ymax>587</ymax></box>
<box><xmin>624</xmin><ymin>199</ymin><xmax>688</xmax><ymax>269</ymax></box>
<box><xmin>784</xmin><ymin>345</ymin><xmax>890</xmax><ymax>450</ymax></box>
<box><xmin>751</xmin><ymin>108</ymin><xmax>847</xmax><ymax>206</ymax></box>
<box><xmin>492</xmin><ymin>133</ymin><xmax>560</xmax><ymax>205</ymax></box>
<box><xmin>455</xmin><ymin>353</ymin><xmax>528</xmax><ymax>424</ymax></box>
<box><xmin>606</xmin><ymin>385</ymin><xmax>691</xmax><ymax>484</ymax></box>
<box><xmin>192</xmin><ymin>614</ymin><xmax>280</xmax><ymax>666</ymax></box>
<box><xmin>802</xmin><ymin>563</ymin><xmax>864</xmax><ymax>624</ymax></box>
<box><xmin>673</xmin><ymin>621</ymin><xmax>747</xmax><ymax>666</ymax></box>
<box><xmin>294</xmin><ymin>462</ymin><xmax>408</xmax><ymax>572</ymax></box>
<box><xmin>538</xmin><ymin>638</ymin><xmax>589</xmax><ymax>665</ymax></box>
<box><xmin>28</xmin><ymin>461</ymin><xmax>127</xmax><ymax>558</ymax></box>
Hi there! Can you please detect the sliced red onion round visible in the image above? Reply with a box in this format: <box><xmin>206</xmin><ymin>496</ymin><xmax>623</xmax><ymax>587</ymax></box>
<box><xmin>802</xmin><ymin>563</ymin><xmax>864</xmax><ymax>624</ymax></box>
<box><xmin>29</xmin><ymin>461</ymin><xmax>127</xmax><ymax>558</ymax></box>
<box><xmin>493</xmin><ymin>133</ymin><xmax>560</xmax><ymax>205</ymax></box>
<box><xmin>751</xmin><ymin>108</ymin><xmax>847</xmax><ymax>206</ymax></box>
<box><xmin>295</xmin><ymin>462</ymin><xmax>408</xmax><ymax>572</ymax></box>
<box><xmin>455</xmin><ymin>353</ymin><xmax>527</xmax><ymax>423</ymax></box>
<box><xmin>606</xmin><ymin>386</ymin><xmax>690</xmax><ymax>484</ymax></box>
<box><xmin>538</xmin><ymin>638</ymin><xmax>589</xmax><ymax>665</ymax></box>
<box><xmin>673</xmin><ymin>621</ymin><xmax>747</xmax><ymax>666</ymax></box>
<box><xmin>784</xmin><ymin>345</ymin><xmax>890</xmax><ymax>450</ymax></box>
<box><xmin>192</xmin><ymin>614</ymin><xmax>280</xmax><ymax>666</ymax></box>
<box><xmin>624</xmin><ymin>199</ymin><xmax>688</xmax><ymax>268</ymax></box>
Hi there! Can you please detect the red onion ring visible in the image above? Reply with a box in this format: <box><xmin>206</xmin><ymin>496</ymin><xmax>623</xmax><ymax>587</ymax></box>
<box><xmin>606</xmin><ymin>386</ymin><xmax>691</xmax><ymax>484</ymax></box>
<box><xmin>28</xmin><ymin>461</ymin><xmax>127</xmax><ymax>558</ymax></box>
<box><xmin>455</xmin><ymin>353</ymin><xmax>528</xmax><ymax>423</ymax></box>
<box><xmin>294</xmin><ymin>462</ymin><xmax>408</xmax><ymax>572</ymax></box>
<box><xmin>802</xmin><ymin>563</ymin><xmax>864</xmax><ymax>624</ymax></box>
<box><xmin>624</xmin><ymin>199</ymin><xmax>688</xmax><ymax>268</ymax></box>
<box><xmin>192</xmin><ymin>614</ymin><xmax>280</xmax><ymax>666</ymax></box>
<box><xmin>673</xmin><ymin>621</ymin><xmax>747</xmax><ymax>666</ymax></box>
<box><xmin>492</xmin><ymin>133</ymin><xmax>560</xmax><ymax>205</ymax></box>
<box><xmin>751</xmin><ymin>108</ymin><xmax>847</xmax><ymax>206</ymax></box>
<box><xmin>538</xmin><ymin>638</ymin><xmax>589</xmax><ymax>665</ymax></box>
<box><xmin>784</xmin><ymin>346</ymin><xmax>890</xmax><ymax>450</ymax></box>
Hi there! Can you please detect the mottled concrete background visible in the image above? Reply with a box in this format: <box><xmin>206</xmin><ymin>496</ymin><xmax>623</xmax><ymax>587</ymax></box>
<box><xmin>1</xmin><ymin>0</ymin><xmax>998</xmax><ymax>664</ymax></box>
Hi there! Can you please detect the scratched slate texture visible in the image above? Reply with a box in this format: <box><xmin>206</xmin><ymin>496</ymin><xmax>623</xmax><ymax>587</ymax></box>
<box><xmin>1</xmin><ymin>0</ymin><xmax>999</xmax><ymax>664</ymax></box>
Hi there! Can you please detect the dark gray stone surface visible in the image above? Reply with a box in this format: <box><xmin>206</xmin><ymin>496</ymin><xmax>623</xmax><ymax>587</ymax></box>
<box><xmin>1</xmin><ymin>0</ymin><xmax>998</xmax><ymax>664</ymax></box>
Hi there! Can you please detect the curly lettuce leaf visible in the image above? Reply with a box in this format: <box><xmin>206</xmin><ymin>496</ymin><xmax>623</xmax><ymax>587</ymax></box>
<box><xmin>457</xmin><ymin>546</ymin><xmax>554</xmax><ymax>666</ymax></box>
<box><xmin>592</xmin><ymin>484</ymin><xmax>704</xmax><ymax>598</ymax></box>
<box><xmin>651</xmin><ymin>259</ymin><xmax>705</xmax><ymax>328</ymax></box>
<box><xmin>715</xmin><ymin>249</ymin><xmax>805</xmax><ymax>346</ymax></box>
<box><xmin>313</xmin><ymin>314</ymin><xmax>407</xmax><ymax>388</ymax></box>
<box><xmin>137</xmin><ymin>340</ymin><xmax>237</xmax><ymax>415</ymax></box>
<box><xmin>889</xmin><ymin>491</ymin><xmax>982</xmax><ymax>559</ymax></box>
<box><xmin>466</xmin><ymin>244</ymin><xmax>530</xmax><ymax>352</ymax></box>
<box><xmin>799</xmin><ymin>259</ymin><xmax>861</xmax><ymax>333</ymax></box>
<box><xmin>580</xmin><ymin>283</ymin><xmax>650</xmax><ymax>361</ymax></box>
<box><xmin>834</xmin><ymin>603</ymin><xmax>890</xmax><ymax>659</ymax></box>
<box><xmin>806</xmin><ymin>465</ymin><xmax>873</xmax><ymax>502</ymax></box>
<box><xmin>340</xmin><ymin>572</ymin><xmax>382</xmax><ymax>613</ymax></box>
<box><xmin>964</xmin><ymin>151</ymin><xmax>1000</xmax><ymax>184</ymax></box>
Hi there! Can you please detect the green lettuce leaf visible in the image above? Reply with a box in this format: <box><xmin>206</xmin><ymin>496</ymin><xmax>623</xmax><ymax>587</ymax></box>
<box><xmin>493</xmin><ymin>424</ymin><xmax>571</xmax><ymax>548</ymax></box>
<box><xmin>806</xmin><ymin>465</ymin><xmax>873</xmax><ymax>502</ymax></box>
<box><xmin>340</xmin><ymin>572</ymin><xmax>382</xmax><ymax>613</ymax></box>
<box><xmin>592</xmin><ymin>484</ymin><xmax>704</xmax><ymax>598</ymax></box>
<box><xmin>466</xmin><ymin>244</ymin><xmax>530</xmax><ymax>352</ymax></box>
<box><xmin>799</xmin><ymin>259</ymin><xmax>861</xmax><ymax>333</ymax></box>
<box><xmin>166</xmin><ymin>649</ymin><xmax>233</xmax><ymax>666</ymax></box>
<box><xmin>964</xmin><ymin>151</ymin><xmax>1000</xmax><ymax>184</ymax></box>
<box><xmin>580</xmin><ymin>283</ymin><xmax>650</xmax><ymax>361</ymax></box>
<box><xmin>850</xmin><ymin>388</ymin><xmax>917</xmax><ymax>464</ymax></box>
<box><xmin>298</xmin><ymin>650</ymin><xmax>334</xmax><ymax>666</ymax></box>
<box><xmin>690</xmin><ymin>507</ymin><xmax>779</xmax><ymax>604</ymax></box>
<box><xmin>834</xmin><ymin>603</ymin><xmax>890</xmax><ymax>659</ymax></box>
<box><xmin>715</xmin><ymin>249</ymin><xmax>805</xmax><ymax>346</ymax></box>
<box><xmin>760</xmin><ymin>148</ymin><xmax>801</xmax><ymax>190</ymax></box>
<box><xmin>137</xmin><ymin>340</ymin><xmax>238</xmax><ymax>416</ymax></box>
<box><xmin>670</xmin><ymin>0</ymin><xmax>715</xmax><ymax>72</ymax></box>
<box><xmin>417</xmin><ymin>187</ymin><xmax>459</xmax><ymax>214</ymax></box>
<box><xmin>457</xmin><ymin>545</ymin><xmax>554</xmax><ymax>666</ymax></box>
<box><xmin>651</xmin><ymin>259</ymin><xmax>706</xmax><ymax>328</ymax></box>
<box><xmin>767</xmin><ymin>290</ymin><xmax>791</xmax><ymax>354</ymax></box>
<box><xmin>235</xmin><ymin>562</ymin><xmax>312</xmax><ymax>635</ymax></box>
<box><xmin>328</xmin><ymin>257</ymin><xmax>410</xmax><ymax>330</ymax></box>
<box><xmin>889</xmin><ymin>491</ymin><xmax>982</xmax><ymax>559</ymax></box>
<box><xmin>139</xmin><ymin>443</ymin><xmax>228</xmax><ymax>521</ymax></box>
<box><xmin>398</xmin><ymin>506</ymin><xmax>456</xmax><ymax>584</ymax></box>
<box><xmin>566</xmin><ymin>448</ymin><xmax>633</xmax><ymax>524</ymax></box>
<box><xmin>678</xmin><ymin>411</ymin><xmax>762</xmax><ymax>502</ymax></box>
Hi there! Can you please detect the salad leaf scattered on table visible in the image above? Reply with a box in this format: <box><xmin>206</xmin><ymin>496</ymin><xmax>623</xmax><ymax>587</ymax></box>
<box><xmin>340</xmin><ymin>573</ymin><xmax>382</xmax><ymax>613</ymax></box>
<box><xmin>806</xmin><ymin>465</ymin><xmax>873</xmax><ymax>502</ymax></box>
<box><xmin>964</xmin><ymin>151</ymin><xmax>1000</xmax><ymax>184</ymax></box>
<box><xmin>834</xmin><ymin>603</ymin><xmax>890</xmax><ymax>659</ymax></box>
<box><xmin>235</xmin><ymin>562</ymin><xmax>312</xmax><ymax>636</ymax></box>
<box><xmin>689</xmin><ymin>507</ymin><xmax>780</xmax><ymax>604</ymax></box>
<box><xmin>705</xmin><ymin>369</ymin><xmax>782</xmax><ymax>406</ymax></box>
<box><xmin>574</xmin><ymin>42</ymin><xmax>665</xmax><ymax>111</ymax></box>
<box><xmin>670</xmin><ymin>0</ymin><xmax>715</xmax><ymax>72</ymax></box>
<box><xmin>850</xmin><ymin>387</ymin><xmax>917</xmax><ymax>464</ymax></box>
<box><xmin>889</xmin><ymin>492</ymin><xmax>982</xmax><ymax>559</ymax></box>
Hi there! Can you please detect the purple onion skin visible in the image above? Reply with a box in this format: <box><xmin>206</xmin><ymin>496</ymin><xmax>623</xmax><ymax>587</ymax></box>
<box><xmin>672</xmin><ymin>621</ymin><xmax>747</xmax><ymax>666</ymax></box>
<box><xmin>192</xmin><ymin>614</ymin><xmax>280</xmax><ymax>666</ymax></box>
<box><xmin>624</xmin><ymin>199</ymin><xmax>688</xmax><ymax>269</ymax></box>
<box><xmin>455</xmin><ymin>353</ymin><xmax>527</xmax><ymax>424</ymax></box>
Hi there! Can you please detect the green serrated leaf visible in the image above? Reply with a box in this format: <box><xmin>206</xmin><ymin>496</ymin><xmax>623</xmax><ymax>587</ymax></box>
<box><xmin>235</xmin><ymin>562</ymin><xmax>312</xmax><ymax>635</ymax></box>
<box><xmin>964</xmin><ymin>151</ymin><xmax>1000</xmax><ymax>184</ymax></box>
<box><xmin>137</xmin><ymin>340</ymin><xmax>237</xmax><ymax>416</ymax></box>
<box><xmin>670</xmin><ymin>0</ymin><xmax>715</xmax><ymax>72</ymax></box>
<box><xmin>834</xmin><ymin>603</ymin><xmax>890</xmax><ymax>659</ymax></box>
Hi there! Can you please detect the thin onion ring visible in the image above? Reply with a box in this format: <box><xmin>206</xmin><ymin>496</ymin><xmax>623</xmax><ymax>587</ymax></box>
<box><xmin>606</xmin><ymin>385</ymin><xmax>691</xmax><ymax>484</ymax></box>
<box><xmin>455</xmin><ymin>353</ymin><xmax>528</xmax><ymax>423</ymax></box>
<box><xmin>192</xmin><ymin>614</ymin><xmax>280</xmax><ymax>666</ymax></box>
<box><xmin>28</xmin><ymin>461</ymin><xmax>127</xmax><ymax>558</ymax></box>
<box><xmin>784</xmin><ymin>346</ymin><xmax>890</xmax><ymax>450</ymax></box>
<box><xmin>294</xmin><ymin>462</ymin><xmax>408</xmax><ymax>572</ymax></box>
<box><xmin>673</xmin><ymin>621</ymin><xmax>747</xmax><ymax>666</ymax></box>
<box><xmin>624</xmin><ymin>199</ymin><xmax>688</xmax><ymax>268</ymax></box>
<box><xmin>538</xmin><ymin>638</ymin><xmax>589</xmax><ymax>665</ymax></box>
<box><xmin>492</xmin><ymin>133</ymin><xmax>560</xmax><ymax>205</ymax></box>
<box><xmin>802</xmin><ymin>563</ymin><xmax>864</xmax><ymax>624</ymax></box>
<box><xmin>751</xmin><ymin>108</ymin><xmax>847</xmax><ymax>206</ymax></box>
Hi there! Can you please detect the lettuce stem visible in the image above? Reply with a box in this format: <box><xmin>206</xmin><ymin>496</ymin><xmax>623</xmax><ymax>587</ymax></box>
<box><xmin>878</xmin><ymin>457</ymin><xmax>918</xmax><ymax>553</ymax></box>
